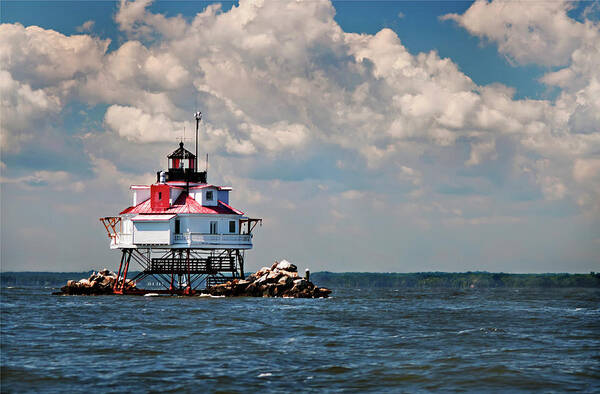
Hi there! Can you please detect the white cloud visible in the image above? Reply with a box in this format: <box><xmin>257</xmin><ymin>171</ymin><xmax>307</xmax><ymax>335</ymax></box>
<box><xmin>76</xmin><ymin>20</ymin><xmax>95</xmax><ymax>32</ymax></box>
<box><xmin>0</xmin><ymin>23</ymin><xmax>109</xmax><ymax>151</ymax></box>
<box><xmin>340</xmin><ymin>190</ymin><xmax>365</xmax><ymax>200</ymax></box>
<box><xmin>573</xmin><ymin>158</ymin><xmax>600</xmax><ymax>183</ymax></box>
<box><xmin>466</xmin><ymin>139</ymin><xmax>496</xmax><ymax>166</ymax></box>
<box><xmin>0</xmin><ymin>71</ymin><xmax>62</xmax><ymax>151</ymax></box>
<box><xmin>441</xmin><ymin>0</ymin><xmax>590</xmax><ymax>67</ymax></box>
<box><xmin>114</xmin><ymin>0</ymin><xmax>154</xmax><ymax>35</ymax></box>
<box><xmin>3</xmin><ymin>1</ymin><xmax>598</xmax><ymax>208</ymax></box>
<box><xmin>444</xmin><ymin>0</ymin><xmax>600</xmax><ymax>210</ymax></box>
<box><xmin>2</xmin><ymin>0</ymin><xmax>600</xmax><ymax>272</ymax></box>
<box><xmin>104</xmin><ymin>104</ymin><xmax>189</xmax><ymax>142</ymax></box>
<box><xmin>397</xmin><ymin>165</ymin><xmax>422</xmax><ymax>186</ymax></box>
<box><xmin>0</xmin><ymin>169</ymin><xmax>85</xmax><ymax>192</ymax></box>
<box><xmin>0</xmin><ymin>23</ymin><xmax>109</xmax><ymax>85</ymax></box>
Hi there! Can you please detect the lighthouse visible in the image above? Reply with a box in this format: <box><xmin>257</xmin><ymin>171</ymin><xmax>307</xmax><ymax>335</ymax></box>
<box><xmin>100</xmin><ymin>113</ymin><xmax>261</xmax><ymax>295</ymax></box>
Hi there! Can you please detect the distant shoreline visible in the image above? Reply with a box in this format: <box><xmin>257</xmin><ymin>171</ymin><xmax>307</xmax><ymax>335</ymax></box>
<box><xmin>2</xmin><ymin>271</ymin><xmax>599</xmax><ymax>288</ymax></box>
<box><xmin>312</xmin><ymin>272</ymin><xmax>600</xmax><ymax>289</ymax></box>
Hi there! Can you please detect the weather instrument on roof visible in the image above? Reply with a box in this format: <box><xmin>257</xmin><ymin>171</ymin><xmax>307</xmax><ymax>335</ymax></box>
<box><xmin>99</xmin><ymin>112</ymin><xmax>262</xmax><ymax>295</ymax></box>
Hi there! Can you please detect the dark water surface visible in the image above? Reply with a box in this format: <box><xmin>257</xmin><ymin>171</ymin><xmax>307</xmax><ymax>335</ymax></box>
<box><xmin>1</xmin><ymin>287</ymin><xmax>599</xmax><ymax>392</ymax></box>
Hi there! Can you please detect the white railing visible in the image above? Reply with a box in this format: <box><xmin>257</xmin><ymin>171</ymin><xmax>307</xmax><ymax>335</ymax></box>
<box><xmin>112</xmin><ymin>233</ymin><xmax>133</xmax><ymax>247</ymax></box>
<box><xmin>174</xmin><ymin>234</ymin><xmax>188</xmax><ymax>242</ymax></box>
<box><xmin>181</xmin><ymin>233</ymin><xmax>252</xmax><ymax>245</ymax></box>
<box><xmin>112</xmin><ymin>232</ymin><xmax>251</xmax><ymax>247</ymax></box>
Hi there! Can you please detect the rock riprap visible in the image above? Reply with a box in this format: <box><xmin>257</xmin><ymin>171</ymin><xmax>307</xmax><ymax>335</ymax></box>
<box><xmin>57</xmin><ymin>261</ymin><xmax>331</xmax><ymax>297</ymax></box>
<box><xmin>206</xmin><ymin>260</ymin><xmax>332</xmax><ymax>298</ymax></box>
<box><xmin>58</xmin><ymin>269</ymin><xmax>136</xmax><ymax>295</ymax></box>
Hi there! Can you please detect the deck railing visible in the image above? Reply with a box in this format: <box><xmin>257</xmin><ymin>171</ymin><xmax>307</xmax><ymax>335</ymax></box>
<box><xmin>113</xmin><ymin>232</ymin><xmax>251</xmax><ymax>247</ymax></box>
<box><xmin>112</xmin><ymin>233</ymin><xmax>133</xmax><ymax>247</ymax></box>
<box><xmin>175</xmin><ymin>233</ymin><xmax>252</xmax><ymax>245</ymax></box>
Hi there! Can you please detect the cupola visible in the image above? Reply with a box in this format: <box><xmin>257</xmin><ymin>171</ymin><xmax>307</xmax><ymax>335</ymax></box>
<box><xmin>156</xmin><ymin>142</ymin><xmax>207</xmax><ymax>183</ymax></box>
<box><xmin>168</xmin><ymin>142</ymin><xmax>196</xmax><ymax>171</ymax></box>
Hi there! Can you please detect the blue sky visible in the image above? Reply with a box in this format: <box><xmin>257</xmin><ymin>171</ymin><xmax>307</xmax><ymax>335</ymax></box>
<box><xmin>1</xmin><ymin>0</ymin><xmax>599</xmax><ymax>273</ymax></box>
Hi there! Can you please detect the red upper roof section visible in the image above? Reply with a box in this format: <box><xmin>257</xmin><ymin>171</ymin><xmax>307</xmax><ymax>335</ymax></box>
<box><xmin>120</xmin><ymin>193</ymin><xmax>244</xmax><ymax>216</ymax></box>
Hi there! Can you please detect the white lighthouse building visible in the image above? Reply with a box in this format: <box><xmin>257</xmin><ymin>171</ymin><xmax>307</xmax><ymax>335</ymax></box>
<box><xmin>100</xmin><ymin>114</ymin><xmax>261</xmax><ymax>295</ymax></box>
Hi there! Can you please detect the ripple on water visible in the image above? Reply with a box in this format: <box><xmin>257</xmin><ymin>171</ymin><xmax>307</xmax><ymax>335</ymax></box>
<box><xmin>1</xmin><ymin>287</ymin><xmax>599</xmax><ymax>392</ymax></box>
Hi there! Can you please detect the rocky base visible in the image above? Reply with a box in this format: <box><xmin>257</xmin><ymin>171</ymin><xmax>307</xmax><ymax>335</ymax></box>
<box><xmin>56</xmin><ymin>261</ymin><xmax>331</xmax><ymax>298</ymax></box>
<box><xmin>56</xmin><ymin>269</ymin><xmax>135</xmax><ymax>295</ymax></box>
<box><xmin>206</xmin><ymin>261</ymin><xmax>332</xmax><ymax>298</ymax></box>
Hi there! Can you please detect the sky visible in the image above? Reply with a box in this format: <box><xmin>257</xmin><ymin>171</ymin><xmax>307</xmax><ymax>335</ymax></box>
<box><xmin>1</xmin><ymin>0</ymin><xmax>599</xmax><ymax>273</ymax></box>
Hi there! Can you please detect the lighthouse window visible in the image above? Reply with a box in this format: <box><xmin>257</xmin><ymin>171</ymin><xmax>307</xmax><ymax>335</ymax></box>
<box><xmin>158</xmin><ymin>192</ymin><xmax>162</xmax><ymax>200</ymax></box>
<box><xmin>210</xmin><ymin>221</ymin><xmax>218</xmax><ymax>234</ymax></box>
<box><xmin>229</xmin><ymin>221</ymin><xmax>236</xmax><ymax>233</ymax></box>
<box><xmin>206</xmin><ymin>191</ymin><xmax>213</xmax><ymax>201</ymax></box>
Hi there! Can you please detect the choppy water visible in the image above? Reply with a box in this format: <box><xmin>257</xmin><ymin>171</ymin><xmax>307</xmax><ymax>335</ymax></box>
<box><xmin>1</xmin><ymin>287</ymin><xmax>599</xmax><ymax>392</ymax></box>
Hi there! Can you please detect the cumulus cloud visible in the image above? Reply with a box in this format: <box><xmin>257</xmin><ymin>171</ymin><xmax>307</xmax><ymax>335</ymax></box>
<box><xmin>0</xmin><ymin>0</ymin><xmax>600</xmax><ymax>270</ymax></box>
<box><xmin>77</xmin><ymin>0</ymin><xmax>597</xmax><ymax>213</ymax></box>
<box><xmin>0</xmin><ymin>23</ymin><xmax>109</xmax><ymax>85</ymax></box>
<box><xmin>441</xmin><ymin>0</ymin><xmax>590</xmax><ymax>67</ymax></box>
<box><xmin>0</xmin><ymin>23</ymin><xmax>109</xmax><ymax>151</ymax></box>
<box><xmin>0</xmin><ymin>70</ymin><xmax>61</xmax><ymax>150</ymax></box>
<box><xmin>2</xmin><ymin>0</ymin><xmax>600</xmax><ymax>260</ymax></box>
<box><xmin>104</xmin><ymin>104</ymin><xmax>189</xmax><ymax>142</ymax></box>
<box><xmin>443</xmin><ymin>0</ymin><xmax>600</xmax><ymax>208</ymax></box>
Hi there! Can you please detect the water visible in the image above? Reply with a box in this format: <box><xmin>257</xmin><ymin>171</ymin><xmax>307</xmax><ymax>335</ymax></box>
<box><xmin>1</xmin><ymin>287</ymin><xmax>599</xmax><ymax>392</ymax></box>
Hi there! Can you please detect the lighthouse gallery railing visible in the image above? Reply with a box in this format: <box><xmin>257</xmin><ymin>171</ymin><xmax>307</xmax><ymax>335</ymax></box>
<box><xmin>174</xmin><ymin>233</ymin><xmax>252</xmax><ymax>245</ymax></box>
<box><xmin>113</xmin><ymin>232</ymin><xmax>251</xmax><ymax>246</ymax></box>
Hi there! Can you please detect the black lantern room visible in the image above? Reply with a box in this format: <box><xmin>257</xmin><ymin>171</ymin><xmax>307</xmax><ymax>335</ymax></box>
<box><xmin>157</xmin><ymin>142</ymin><xmax>207</xmax><ymax>183</ymax></box>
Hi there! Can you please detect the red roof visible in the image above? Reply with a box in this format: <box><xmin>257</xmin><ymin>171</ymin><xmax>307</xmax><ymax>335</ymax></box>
<box><xmin>120</xmin><ymin>193</ymin><xmax>244</xmax><ymax>215</ymax></box>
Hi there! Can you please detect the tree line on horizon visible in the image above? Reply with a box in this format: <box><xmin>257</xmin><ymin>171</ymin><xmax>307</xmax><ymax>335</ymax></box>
<box><xmin>311</xmin><ymin>271</ymin><xmax>600</xmax><ymax>289</ymax></box>
<box><xmin>1</xmin><ymin>271</ymin><xmax>599</xmax><ymax>288</ymax></box>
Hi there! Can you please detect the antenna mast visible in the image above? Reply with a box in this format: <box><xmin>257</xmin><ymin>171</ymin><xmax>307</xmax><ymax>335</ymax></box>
<box><xmin>194</xmin><ymin>111</ymin><xmax>202</xmax><ymax>170</ymax></box>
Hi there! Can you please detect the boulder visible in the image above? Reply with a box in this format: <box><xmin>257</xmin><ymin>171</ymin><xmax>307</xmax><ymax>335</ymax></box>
<box><xmin>279</xmin><ymin>270</ymin><xmax>298</xmax><ymax>278</ymax></box>
<box><xmin>58</xmin><ymin>269</ymin><xmax>122</xmax><ymax>295</ymax></box>
<box><xmin>293</xmin><ymin>279</ymin><xmax>308</xmax><ymax>290</ymax></box>
<box><xmin>317</xmin><ymin>287</ymin><xmax>332</xmax><ymax>297</ymax></box>
<box><xmin>202</xmin><ymin>260</ymin><xmax>332</xmax><ymax>298</ymax></box>
<box><xmin>255</xmin><ymin>267</ymin><xmax>272</xmax><ymax>277</ymax></box>
<box><xmin>255</xmin><ymin>273</ymin><xmax>269</xmax><ymax>285</ymax></box>
<box><xmin>267</xmin><ymin>271</ymin><xmax>282</xmax><ymax>281</ymax></box>
<box><xmin>276</xmin><ymin>260</ymin><xmax>297</xmax><ymax>272</ymax></box>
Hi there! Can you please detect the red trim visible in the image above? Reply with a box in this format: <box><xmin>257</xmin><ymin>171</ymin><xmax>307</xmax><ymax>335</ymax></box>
<box><xmin>120</xmin><ymin>206</ymin><xmax>134</xmax><ymax>214</ymax></box>
<box><xmin>218</xmin><ymin>200</ymin><xmax>244</xmax><ymax>215</ymax></box>
<box><xmin>120</xmin><ymin>194</ymin><xmax>243</xmax><ymax>215</ymax></box>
